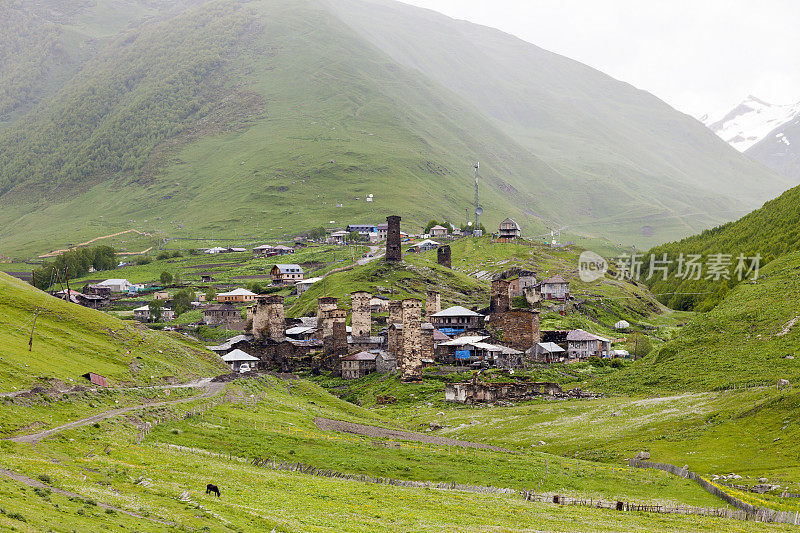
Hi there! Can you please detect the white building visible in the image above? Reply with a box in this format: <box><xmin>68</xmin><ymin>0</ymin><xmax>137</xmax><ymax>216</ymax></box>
<box><xmin>96</xmin><ymin>279</ymin><xmax>134</xmax><ymax>293</ymax></box>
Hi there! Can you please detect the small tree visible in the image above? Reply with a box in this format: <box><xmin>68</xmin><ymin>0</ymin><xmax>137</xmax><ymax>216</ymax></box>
<box><xmin>148</xmin><ymin>300</ymin><xmax>164</xmax><ymax>323</ymax></box>
<box><xmin>629</xmin><ymin>333</ymin><xmax>652</xmax><ymax>359</ymax></box>
<box><xmin>348</xmin><ymin>231</ymin><xmax>360</xmax><ymax>243</ymax></box>
<box><xmin>172</xmin><ymin>289</ymin><xmax>194</xmax><ymax>316</ymax></box>
<box><xmin>308</xmin><ymin>226</ymin><xmax>327</xmax><ymax>241</ymax></box>
<box><xmin>160</xmin><ymin>271</ymin><xmax>173</xmax><ymax>286</ymax></box>
<box><xmin>205</xmin><ymin>288</ymin><xmax>217</xmax><ymax>302</ymax></box>
<box><xmin>172</xmin><ymin>272</ymin><xmax>182</xmax><ymax>286</ymax></box>
<box><xmin>424</xmin><ymin>220</ymin><xmax>440</xmax><ymax>234</ymax></box>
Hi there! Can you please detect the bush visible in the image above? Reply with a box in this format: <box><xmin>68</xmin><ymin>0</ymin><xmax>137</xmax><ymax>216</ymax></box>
<box><xmin>37</xmin><ymin>474</ymin><xmax>51</xmax><ymax>484</ymax></box>
<box><xmin>156</xmin><ymin>251</ymin><xmax>170</xmax><ymax>260</ymax></box>
<box><xmin>610</xmin><ymin>358</ymin><xmax>624</xmax><ymax>368</ymax></box>
<box><xmin>136</xmin><ymin>256</ymin><xmax>152</xmax><ymax>265</ymax></box>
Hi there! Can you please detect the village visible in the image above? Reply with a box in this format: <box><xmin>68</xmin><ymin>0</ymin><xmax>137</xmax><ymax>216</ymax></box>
<box><xmin>43</xmin><ymin>215</ymin><xmax>636</xmax><ymax>404</ymax></box>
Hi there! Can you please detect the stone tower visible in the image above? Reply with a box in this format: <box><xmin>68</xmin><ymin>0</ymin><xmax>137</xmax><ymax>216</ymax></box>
<box><xmin>386</xmin><ymin>215</ymin><xmax>402</xmax><ymax>261</ymax></box>
<box><xmin>490</xmin><ymin>279</ymin><xmax>511</xmax><ymax>315</ymax></box>
<box><xmin>437</xmin><ymin>245</ymin><xmax>451</xmax><ymax>269</ymax></box>
<box><xmin>350</xmin><ymin>291</ymin><xmax>372</xmax><ymax>338</ymax></box>
<box><xmin>388</xmin><ymin>300</ymin><xmax>404</xmax><ymax>355</ymax></box>
<box><xmin>322</xmin><ymin>308</ymin><xmax>348</xmax><ymax>357</ymax></box>
<box><xmin>421</xmin><ymin>322</ymin><xmax>435</xmax><ymax>362</ymax></box>
<box><xmin>425</xmin><ymin>290</ymin><xmax>441</xmax><ymax>318</ymax></box>
<box><xmin>316</xmin><ymin>297</ymin><xmax>339</xmax><ymax>331</ymax></box>
<box><xmin>400</xmin><ymin>298</ymin><xmax>423</xmax><ymax>382</ymax></box>
<box><xmin>252</xmin><ymin>295</ymin><xmax>285</xmax><ymax>342</ymax></box>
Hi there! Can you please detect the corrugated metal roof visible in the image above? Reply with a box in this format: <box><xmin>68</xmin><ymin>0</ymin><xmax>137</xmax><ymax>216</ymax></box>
<box><xmin>221</xmin><ymin>349</ymin><xmax>259</xmax><ymax>362</ymax></box>
<box><xmin>566</xmin><ymin>329</ymin><xmax>610</xmax><ymax>342</ymax></box>
<box><xmin>431</xmin><ymin>305</ymin><xmax>482</xmax><ymax>318</ymax></box>
<box><xmin>218</xmin><ymin>288</ymin><xmax>256</xmax><ymax>297</ymax></box>
<box><xmin>341</xmin><ymin>351</ymin><xmax>377</xmax><ymax>361</ymax></box>
<box><xmin>272</xmin><ymin>264</ymin><xmax>304</xmax><ymax>274</ymax></box>
<box><xmin>537</xmin><ymin>342</ymin><xmax>565</xmax><ymax>353</ymax></box>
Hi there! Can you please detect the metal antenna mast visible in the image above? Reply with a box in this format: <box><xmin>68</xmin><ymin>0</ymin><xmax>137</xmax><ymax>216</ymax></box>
<box><xmin>473</xmin><ymin>162</ymin><xmax>480</xmax><ymax>228</ymax></box>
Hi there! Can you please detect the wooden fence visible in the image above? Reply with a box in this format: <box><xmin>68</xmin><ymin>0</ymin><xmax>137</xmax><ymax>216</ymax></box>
<box><xmin>629</xmin><ymin>459</ymin><xmax>800</xmax><ymax>524</ymax></box>
<box><xmin>150</xmin><ymin>442</ymin><xmax>799</xmax><ymax>525</ymax></box>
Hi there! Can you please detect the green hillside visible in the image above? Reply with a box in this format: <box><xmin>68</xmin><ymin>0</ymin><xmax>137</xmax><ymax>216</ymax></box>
<box><xmin>600</xmin><ymin>251</ymin><xmax>800</xmax><ymax>393</ymax></box>
<box><xmin>645</xmin><ymin>184</ymin><xmax>800</xmax><ymax>311</ymax></box>
<box><xmin>0</xmin><ymin>272</ymin><xmax>224</xmax><ymax>392</ymax></box>
<box><xmin>0</xmin><ymin>0</ymin><xmax>791</xmax><ymax>258</ymax></box>
<box><xmin>326</xmin><ymin>0</ymin><xmax>793</xmax><ymax>243</ymax></box>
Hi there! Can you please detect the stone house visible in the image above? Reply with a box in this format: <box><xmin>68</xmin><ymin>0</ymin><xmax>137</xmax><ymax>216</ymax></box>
<box><xmin>375</xmin><ymin>351</ymin><xmax>397</xmax><ymax>373</ymax></box>
<box><xmin>566</xmin><ymin>329</ymin><xmax>611</xmax><ymax>359</ymax></box>
<box><xmin>537</xmin><ymin>275</ymin><xmax>570</xmax><ymax>301</ymax></box>
<box><xmin>203</xmin><ymin>304</ymin><xmax>240</xmax><ymax>327</ymax></box>
<box><xmin>508</xmin><ymin>271</ymin><xmax>537</xmax><ymax>297</ymax></box>
<box><xmin>341</xmin><ymin>351</ymin><xmax>377</xmax><ymax>379</ymax></box>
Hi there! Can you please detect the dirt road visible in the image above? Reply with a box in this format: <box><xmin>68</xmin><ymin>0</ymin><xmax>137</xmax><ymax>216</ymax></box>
<box><xmin>0</xmin><ymin>467</ymin><xmax>175</xmax><ymax>525</ymax></box>
<box><xmin>8</xmin><ymin>381</ymin><xmax>224</xmax><ymax>444</ymax></box>
<box><xmin>314</xmin><ymin>418</ymin><xmax>512</xmax><ymax>452</ymax></box>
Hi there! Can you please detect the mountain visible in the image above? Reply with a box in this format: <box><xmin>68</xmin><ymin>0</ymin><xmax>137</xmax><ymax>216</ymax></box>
<box><xmin>704</xmin><ymin>95</ymin><xmax>800</xmax><ymax>152</ymax></box>
<box><xmin>0</xmin><ymin>0</ymin><xmax>792</xmax><ymax>258</ymax></box>
<box><xmin>704</xmin><ymin>95</ymin><xmax>800</xmax><ymax>180</ymax></box>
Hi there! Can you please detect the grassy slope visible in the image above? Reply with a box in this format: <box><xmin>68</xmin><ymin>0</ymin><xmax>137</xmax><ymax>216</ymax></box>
<box><xmin>0</xmin><ymin>272</ymin><xmax>224</xmax><ymax>392</ymax></box>
<box><xmin>646</xmin><ymin>183</ymin><xmax>800</xmax><ymax>311</ymax></box>
<box><xmin>362</xmin><ymin>373</ymin><xmax>800</xmax><ymax>509</ymax></box>
<box><xmin>600</xmin><ymin>250</ymin><xmax>800</xmax><ymax>394</ymax></box>
<box><xmin>2</xmin><ymin>376</ymin><xmax>783</xmax><ymax>532</ymax></box>
<box><xmin>420</xmin><ymin>237</ymin><xmax>674</xmax><ymax>331</ymax></box>
<box><xmin>0</xmin><ymin>0</ymin><xmax>791</xmax><ymax>258</ymax></box>
<box><xmin>326</xmin><ymin>0</ymin><xmax>793</xmax><ymax>247</ymax></box>
<box><xmin>0</xmin><ymin>0</ymin><xmax>559</xmax><ymax>258</ymax></box>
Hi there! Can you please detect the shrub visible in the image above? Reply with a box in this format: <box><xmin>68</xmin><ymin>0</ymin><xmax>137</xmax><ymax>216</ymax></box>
<box><xmin>37</xmin><ymin>474</ymin><xmax>51</xmax><ymax>484</ymax></box>
<box><xmin>610</xmin><ymin>358</ymin><xmax>624</xmax><ymax>369</ymax></box>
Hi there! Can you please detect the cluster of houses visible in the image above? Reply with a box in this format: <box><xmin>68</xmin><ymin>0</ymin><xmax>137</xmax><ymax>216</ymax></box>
<box><xmin>206</xmin><ymin>274</ymin><xmax>625</xmax><ymax>380</ymax></box>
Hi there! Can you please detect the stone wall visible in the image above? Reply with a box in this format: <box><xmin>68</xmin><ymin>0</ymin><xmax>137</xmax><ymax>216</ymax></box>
<box><xmin>350</xmin><ymin>291</ymin><xmax>372</xmax><ymax>338</ymax></box>
<box><xmin>437</xmin><ymin>245</ymin><xmax>451</xmax><ymax>268</ymax></box>
<box><xmin>425</xmin><ymin>290</ymin><xmax>441</xmax><ymax>318</ymax></box>
<box><xmin>490</xmin><ymin>279</ymin><xmax>510</xmax><ymax>314</ymax></box>
<box><xmin>498</xmin><ymin>309</ymin><xmax>540</xmax><ymax>352</ymax></box>
<box><xmin>316</xmin><ymin>297</ymin><xmax>338</xmax><ymax>331</ymax></box>
<box><xmin>421</xmin><ymin>322</ymin><xmax>434</xmax><ymax>361</ymax></box>
<box><xmin>252</xmin><ymin>295</ymin><xmax>285</xmax><ymax>342</ymax></box>
<box><xmin>400</xmin><ymin>298</ymin><xmax>422</xmax><ymax>382</ymax></box>
<box><xmin>388</xmin><ymin>300</ymin><xmax>403</xmax><ymax>355</ymax></box>
<box><xmin>386</xmin><ymin>215</ymin><xmax>402</xmax><ymax>261</ymax></box>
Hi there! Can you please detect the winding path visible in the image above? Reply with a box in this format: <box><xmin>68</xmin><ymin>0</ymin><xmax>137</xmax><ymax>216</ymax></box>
<box><xmin>8</xmin><ymin>380</ymin><xmax>224</xmax><ymax>444</ymax></box>
<box><xmin>314</xmin><ymin>417</ymin><xmax>512</xmax><ymax>452</ymax></box>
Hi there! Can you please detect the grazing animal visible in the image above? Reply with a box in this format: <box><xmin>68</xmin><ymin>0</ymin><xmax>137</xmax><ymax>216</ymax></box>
<box><xmin>206</xmin><ymin>483</ymin><xmax>221</xmax><ymax>497</ymax></box>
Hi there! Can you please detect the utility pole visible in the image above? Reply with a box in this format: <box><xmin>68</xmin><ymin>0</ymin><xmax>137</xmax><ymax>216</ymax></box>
<box><xmin>29</xmin><ymin>308</ymin><xmax>41</xmax><ymax>351</ymax></box>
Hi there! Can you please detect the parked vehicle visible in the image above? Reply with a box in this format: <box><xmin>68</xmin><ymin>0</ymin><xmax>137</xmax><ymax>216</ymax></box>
<box><xmin>239</xmin><ymin>363</ymin><xmax>251</xmax><ymax>374</ymax></box>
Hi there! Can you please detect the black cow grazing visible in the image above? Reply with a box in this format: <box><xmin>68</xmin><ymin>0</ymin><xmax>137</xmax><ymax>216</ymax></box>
<box><xmin>206</xmin><ymin>483</ymin><xmax>221</xmax><ymax>497</ymax></box>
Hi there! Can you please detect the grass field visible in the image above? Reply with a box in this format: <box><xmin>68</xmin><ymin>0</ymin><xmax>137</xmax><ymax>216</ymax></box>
<box><xmin>3</xmin><ymin>375</ymin><xmax>796</xmax><ymax>532</ymax></box>
<box><xmin>0</xmin><ymin>272</ymin><xmax>224</xmax><ymax>392</ymax></box>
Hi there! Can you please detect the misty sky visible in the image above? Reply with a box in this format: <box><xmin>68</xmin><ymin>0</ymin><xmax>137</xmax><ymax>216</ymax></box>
<box><xmin>402</xmin><ymin>0</ymin><xmax>800</xmax><ymax>119</ymax></box>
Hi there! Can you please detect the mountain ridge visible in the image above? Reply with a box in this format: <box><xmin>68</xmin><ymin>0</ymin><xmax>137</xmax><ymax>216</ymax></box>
<box><xmin>0</xmin><ymin>0</ymin><xmax>792</xmax><ymax>257</ymax></box>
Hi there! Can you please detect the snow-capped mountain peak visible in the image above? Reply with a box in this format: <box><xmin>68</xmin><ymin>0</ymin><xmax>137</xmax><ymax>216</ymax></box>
<box><xmin>704</xmin><ymin>95</ymin><xmax>800</xmax><ymax>152</ymax></box>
